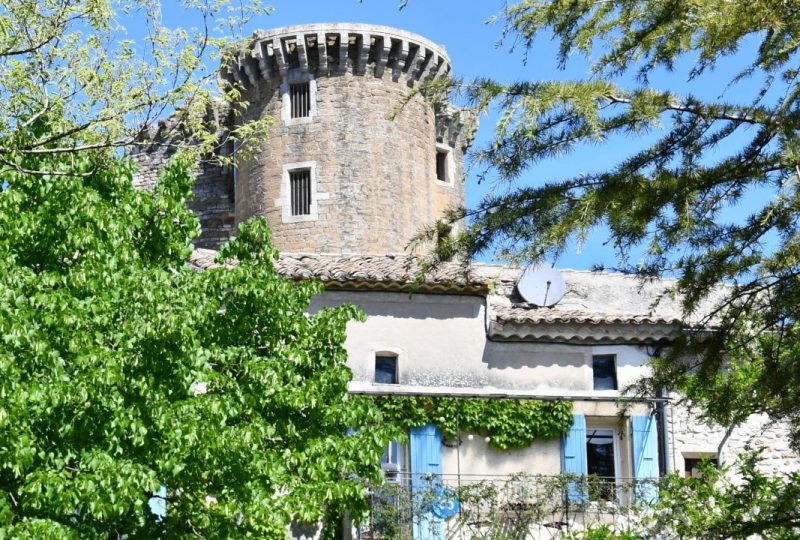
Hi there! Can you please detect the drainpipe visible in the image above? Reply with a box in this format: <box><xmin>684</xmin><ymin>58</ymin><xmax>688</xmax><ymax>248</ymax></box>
<box><xmin>656</xmin><ymin>386</ymin><xmax>671</xmax><ymax>475</ymax></box>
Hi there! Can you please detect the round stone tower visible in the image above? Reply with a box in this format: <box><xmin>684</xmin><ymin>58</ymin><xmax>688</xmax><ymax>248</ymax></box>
<box><xmin>221</xmin><ymin>23</ymin><xmax>474</xmax><ymax>254</ymax></box>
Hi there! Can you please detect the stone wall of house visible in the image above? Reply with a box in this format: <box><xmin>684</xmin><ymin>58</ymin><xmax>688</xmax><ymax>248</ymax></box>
<box><xmin>669</xmin><ymin>404</ymin><xmax>800</xmax><ymax>477</ymax></box>
<box><xmin>227</xmin><ymin>23</ymin><xmax>472</xmax><ymax>254</ymax></box>
<box><xmin>130</xmin><ymin>139</ymin><xmax>236</xmax><ymax>250</ymax></box>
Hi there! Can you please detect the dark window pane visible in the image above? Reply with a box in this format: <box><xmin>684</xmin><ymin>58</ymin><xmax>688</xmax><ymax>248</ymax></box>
<box><xmin>375</xmin><ymin>355</ymin><xmax>397</xmax><ymax>384</ymax></box>
<box><xmin>684</xmin><ymin>457</ymin><xmax>718</xmax><ymax>478</ymax></box>
<box><xmin>592</xmin><ymin>355</ymin><xmax>618</xmax><ymax>390</ymax></box>
<box><xmin>436</xmin><ymin>151</ymin><xmax>447</xmax><ymax>181</ymax></box>
<box><xmin>586</xmin><ymin>429</ymin><xmax>616</xmax><ymax>500</ymax></box>
<box><xmin>586</xmin><ymin>430</ymin><xmax>616</xmax><ymax>476</ymax></box>
<box><xmin>289</xmin><ymin>169</ymin><xmax>311</xmax><ymax>216</ymax></box>
<box><xmin>290</xmin><ymin>82</ymin><xmax>311</xmax><ymax>118</ymax></box>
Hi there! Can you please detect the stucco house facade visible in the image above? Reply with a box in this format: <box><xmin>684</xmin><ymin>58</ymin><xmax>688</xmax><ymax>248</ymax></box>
<box><xmin>135</xmin><ymin>22</ymin><xmax>800</xmax><ymax>537</ymax></box>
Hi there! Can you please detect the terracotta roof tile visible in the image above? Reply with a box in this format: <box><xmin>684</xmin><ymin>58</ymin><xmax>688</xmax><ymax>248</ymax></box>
<box><xmin>491</xmin><ymin>304</ymin><xmax>682</xmax><ymax>326</ymax></box>
<box><xmin>188</xmin><ymin>249</ymin><xmax>488</xmax><ymax>292</ymax></box>
<box><xmin>189</xmin><ymin>249</ymin><xmax>722</xmax><ymax>336</ymax></box>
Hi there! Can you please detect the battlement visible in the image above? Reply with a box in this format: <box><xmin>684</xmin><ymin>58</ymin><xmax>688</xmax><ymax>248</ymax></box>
<box><xmin>223</xmin><ymin>23</ymin><xmax>451</xmax><ymax>86</ymax></box>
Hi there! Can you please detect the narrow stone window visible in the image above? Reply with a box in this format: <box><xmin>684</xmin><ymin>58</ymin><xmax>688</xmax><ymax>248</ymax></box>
<box><xmin>277</xmin><ymin>161</ymin><xmax>327</xmax><ymax>223</ymax></box>
<box><xmin>282</xmin><ymin>79</ymin><xmax>317</xmax><ymax>124</ymax></box>
<box><xmin>289</xmin><ymin>169</ymin><xmax>312</xmax><ymax>216</ymax></box>
<box><xmin>375</xmin><ymin>354</ymin><xmax>398</xmax><ymax>384</ymax></box>
<box><xmin>436</xmin><ymin>151</ymin><xmax>448</xmax><ymax>182</ymax></box>
<box><xmin>435</xmin><ymin>143</ymin><xmax>454</xmax><ymax>185</ymax></box>
<box><xmin>289</xmin><ymin>82</ymin><xmax>311</xmax><ymax>119</ymax></box>
<box><xmin>592</xmin><ymin>354</ymin><xmax>618</xmax><ymax>390</ymax></box>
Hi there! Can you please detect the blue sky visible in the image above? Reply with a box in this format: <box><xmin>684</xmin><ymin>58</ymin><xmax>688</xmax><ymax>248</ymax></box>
<box><xmin>157</xmin><ymin>1</ymin><xmax>771</xmax><ymax>270</ymax></box>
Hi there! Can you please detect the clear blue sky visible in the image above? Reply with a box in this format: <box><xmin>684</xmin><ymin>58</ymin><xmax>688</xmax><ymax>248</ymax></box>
<box><xmin>158</xmin><ymin>1</ymin><xmax>768</xmax><ymax>270</ymax></box>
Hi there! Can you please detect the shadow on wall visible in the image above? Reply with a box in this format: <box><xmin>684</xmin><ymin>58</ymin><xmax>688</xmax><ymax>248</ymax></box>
<box><xmin>309</xmin><ymin>291</ymin><xmax>484</xmax><ymax>321</ymax></box>
<box><xmin>482</xmin><ymin>342</ymin><xmax>587</xmax><ymax>371</ymax></box>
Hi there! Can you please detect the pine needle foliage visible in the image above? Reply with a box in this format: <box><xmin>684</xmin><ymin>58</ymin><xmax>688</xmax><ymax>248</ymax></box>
<box><xmin>411</xmin><ymin>0</ymin><xmax>800</xmax><ymax>448</ymax></box>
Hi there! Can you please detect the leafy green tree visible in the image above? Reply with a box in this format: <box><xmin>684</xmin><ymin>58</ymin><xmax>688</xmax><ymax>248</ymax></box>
<box><xmin>0</xmin><ymin>142</ymin><xmax>388</xmax><ymax>537</ymax></box>
<box><xmin>0</xmin><ymin>2</ymin><xmax>395</xmax><ymax>536</ymax></box>
<box><xmin>0</xmin><ymin>0</ymin><xmax>271</xmax><ymax>176</ymax></box>
<box><xmin>415</xmin><ymin>0</ymin><xmax>800</xmax><ymax>446</ymax></box>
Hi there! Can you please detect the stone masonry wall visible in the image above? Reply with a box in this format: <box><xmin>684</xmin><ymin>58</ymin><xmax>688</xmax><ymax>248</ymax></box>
<box><xmin>131</xmin><ymin>24</ymin><xmax>472</xmax><ymax>255</ymax></box>
<box><xmin>669</xmin><ymin>403</ymin><xmax>800</xmax><ymax>477</ymax></box>
<box><xmin>130</xmin><ymin>142</ymin><xmax>235</xmax><ymax>250</ymax></box>
<box><xmin>227</xmin><ymin>23</ymin><xmax>470</xmax><ymax>255</ymax></box>
<box><xmin>235</xmin><ymin>70</ymin><xmax>465</xmax><ymax>254</ymax></box>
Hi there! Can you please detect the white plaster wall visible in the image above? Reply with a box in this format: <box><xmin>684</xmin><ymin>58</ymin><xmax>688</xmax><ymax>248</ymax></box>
<box><xmin>442</xmin><ymin>437</ymin><xmax>562</xmax><ymax>477</ymax></box>
<box><xmin>310</xmin><ymin>291</ymin><xmax>654</xmax><ymax>395</ymax></box>
<box><xmin>310</xmin><ymin>291</ymin><xmax>490</xmax><ymax>387</ymax></box>
<box><xmin>310</xmin><ymin>290</ymin><xmax>800</xmax><ymax>478</ymax></box>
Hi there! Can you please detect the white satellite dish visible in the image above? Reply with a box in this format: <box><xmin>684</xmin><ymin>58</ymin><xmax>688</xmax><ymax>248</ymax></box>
<box><xmin>517</xmin><ymin>264</ymin><xmax>566</xmax><ymax>307</ymax></box>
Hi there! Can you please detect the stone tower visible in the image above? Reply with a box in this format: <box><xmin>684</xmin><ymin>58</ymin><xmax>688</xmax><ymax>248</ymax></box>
<box><xmin>134</xmin><ymin>23</ymin><xmax>474</xmax><ymax>253</ymax></box>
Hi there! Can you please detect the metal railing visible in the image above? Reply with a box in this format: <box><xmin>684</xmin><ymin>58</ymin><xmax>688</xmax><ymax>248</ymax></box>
<box><xmin>355</xmin><ymin>473</ymin><xmax>661</xmax><ymax>540</ymax></box>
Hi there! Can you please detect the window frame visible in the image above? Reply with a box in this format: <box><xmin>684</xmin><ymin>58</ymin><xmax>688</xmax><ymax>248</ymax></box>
<box><xmin>374</xmin><ymin>354</ymin><xmax>399</xmax><ymax>385</ymax></box>
<box><xmin>434</xmin><ymin>142</ymin><xmax>455</xmax><ymax>186</ymax></box>
<box><xmin>592</xmin><ymin>354</ymin><xmax>619</xmax><ymax>391</ymax></box>
<box><xmin>281</xmin><ymin>73</ymin><xmax>317</xmax><ymax>125</ymax></box>
<box><xmin>585</xmin><ymin>424</ymin><xmax>622</xmax><ymax>503</ymax></box>
<box><xmin>683</xmin><ymin>453</ymin><xmax>719</xmax><ymax>478</ymax></box>
<box><xmin>276</xmin><ymin>161</ymin><xmax>328</xmax><ymax>223</ymax></box>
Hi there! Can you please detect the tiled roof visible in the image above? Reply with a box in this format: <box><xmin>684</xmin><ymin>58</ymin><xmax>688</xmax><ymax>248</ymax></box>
<box><xmin>491</xmin><ymin>305</ymin><xmax>681</xmax><ymax>326</ymax></box>
<box><xmin>486</xmin><ymin>269</ymin><xmax>723</xmax><ymax>343</ymax></box>
<box><xmin>488</xmin><ymin>269</ymin><xmax>687</xmax><ymax>326</ymax></box>
<box><xmin>188</xmin><ymin>249</ymin><xmax>489</xmax><ymax>293</ymax></box>
<box><xmin>189</xmin><ymin>248</ymin><xmax>720</xmax><ymax>343</ymax></box>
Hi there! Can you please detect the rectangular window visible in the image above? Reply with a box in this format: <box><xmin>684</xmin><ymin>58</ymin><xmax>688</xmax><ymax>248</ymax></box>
<box><xmin>684</xmin><ymin>456</ymin><xmax>718</xmax><ymax>478</ymax></box>
<box><xmin>592</xmin><ymin>355</ymin><xmax>618</xmax><ymax>390</ymax></box>
<box><xmin>375</xmin><ymin>355</ymin><xmax>398</xmax><ymax>384</ymax></box>
<box><xmin>382</xmin><ymin>440</ymin><xmax>405</xmax><ymax>482</ymax></box>
<box><xmin>586</xmin><ymin>428</ymin><xmax>616</xmax><ymax>500</ymax></box>
<box><xmin>289</xmin><ymin>169</ymin><xmax>312</xmax><ymax>216</ymax></box>
<box><xmin>436</xmin><ymin>150</ymin><xmax>448</xmax><ymax>182</ymax></box>
<box><xmin>290</xmin><ymin>82</ymin><xmax>311</xmax><ymax>119</ymax></box>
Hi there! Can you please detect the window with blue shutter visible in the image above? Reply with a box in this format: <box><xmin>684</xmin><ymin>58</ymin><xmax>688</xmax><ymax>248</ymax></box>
<box><xmin>410</xmin><ymin>423</ymin><xmax>444</xmax><ymax>540</ymax></box>
<box><xmin>561</xmin><ymin>414</ymin><xmax>588</xmax><ymax>503</ymax></box>
<box><xmin>631</xmin><ymin>415</ymin><xmax>659</xmax><ymax>504</ymax></box>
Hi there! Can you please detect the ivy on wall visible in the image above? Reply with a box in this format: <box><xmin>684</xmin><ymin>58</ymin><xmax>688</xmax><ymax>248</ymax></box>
<box><xmin>358</xmin><ymin>396</ymin><xmax>574</xmax><ymax>450</ymax></box>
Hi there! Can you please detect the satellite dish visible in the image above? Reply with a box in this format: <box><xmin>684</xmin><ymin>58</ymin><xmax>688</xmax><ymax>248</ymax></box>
<box><xmin>517</xmin><ymin>264</ymin><xmax>566</xmax><ymax>307</ymax></box>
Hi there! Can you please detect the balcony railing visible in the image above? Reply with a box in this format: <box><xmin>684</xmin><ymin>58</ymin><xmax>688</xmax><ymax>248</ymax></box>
<box><xmin>355</xmin><ymin>473</ymin><xmax>661</xmax><ymax>540</ymax></box>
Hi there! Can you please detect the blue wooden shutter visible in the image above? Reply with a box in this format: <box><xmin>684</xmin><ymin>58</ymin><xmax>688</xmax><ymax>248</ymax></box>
<box><xmin>631</xmin><ymin>415</ymin><xmax>659</xmax><ymax>504</ymax></box>
<box><xmin>410</xmin><ymin>423</ymin><xmax>443</xmax><ymax>540</ymax></box>
<box><xmin>561</xmin><ymin>414</ymin><xmax>587</xmax><ymax>502</ymax></box>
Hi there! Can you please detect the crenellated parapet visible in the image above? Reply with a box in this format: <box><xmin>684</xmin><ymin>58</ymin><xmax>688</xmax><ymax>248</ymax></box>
<box><xmin>222</xmin><ymin>23</ymin><xmax>451</xmax><ymax>88</ymax></box>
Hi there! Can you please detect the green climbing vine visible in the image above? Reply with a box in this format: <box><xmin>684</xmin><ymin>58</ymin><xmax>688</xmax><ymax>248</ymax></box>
<box><xmin>358</xmin><ymin>396</ymin><xmax>574</xmax><ymax>450</ymax></box>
